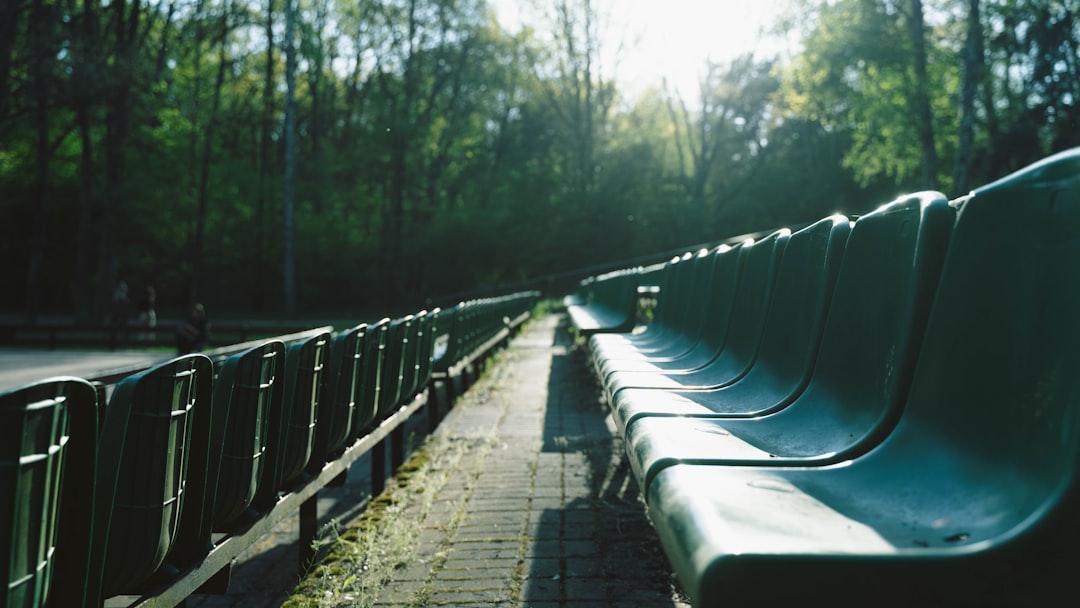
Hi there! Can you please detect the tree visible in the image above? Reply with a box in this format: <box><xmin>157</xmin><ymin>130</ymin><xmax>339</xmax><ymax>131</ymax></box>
<box><xmin>908</xmin><ymin>0</ymin><xmax>939</xmax><ymax>189</ymax></box>
<box><xmin>953</xmin><ymin>0</ymin><xmax>982</xmax><ymax>196</ymax></box>
<box><xmin>190</xmin><ymin>0</ymin><xmax>233</xmax><ymax>304</ymax></box>
<box><xmin>93</xmin><ymin>0</ymin><xmax>147</xmax><ymax>319</ymax></box>
<box><xmin>664</xmin><ymin>55</ymin><xmax>778</xmax><ymax>222</ymax></box>
<box><xmin>778</xmin><ymin>0</ymin><xmax>951</xmax><ymax>189</ymax></box>
<box><xmin>283</xmin><ymin>0</ymin><xmax>297</xmax><ymax>313</ymax></box>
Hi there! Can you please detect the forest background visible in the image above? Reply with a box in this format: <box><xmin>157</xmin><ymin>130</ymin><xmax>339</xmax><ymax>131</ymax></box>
<box><xmin>1</xmin><ymin>0</ymin><xmax>1077</xmax><ymax>322</ymax></box>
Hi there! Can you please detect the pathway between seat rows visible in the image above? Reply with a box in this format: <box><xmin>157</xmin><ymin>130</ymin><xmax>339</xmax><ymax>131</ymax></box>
<box><xmin>277</xmin><ymin>312</ymin><xmax>690</xmax><ymax>608</ymax></box>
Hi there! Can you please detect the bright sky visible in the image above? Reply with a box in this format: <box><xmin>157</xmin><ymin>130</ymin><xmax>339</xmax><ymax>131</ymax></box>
<box><xmin>490</xmin><ymin>0</ymin><xmax>790</xmax><ymax>99</ymax></box>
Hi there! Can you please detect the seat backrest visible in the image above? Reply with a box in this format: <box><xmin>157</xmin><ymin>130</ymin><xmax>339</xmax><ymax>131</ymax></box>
<box><xmin>398</xmin><ymin>311</ymin><xmax>426</xmax><ymax>405</ymax></box>
<box><xmin>2</xmin><ymin>377</ymin><xmax>96</xmax><ymax>608</ymax></box>
<box><xmin>643</xmin><ymin>253</ymin><xmax>693</xmax><ymax>336</ymax></box>
<box><xmin>95</xmin><ymin>353</ymin><xmax>214</xmax><ymax>598</ymax></box>
<box><xmin>415</xmin><ymin>308</ymin><xmax>440</xmax><ymax>391</ymax></box>
<box><xmin>351</xmin><ymin>318</ymin><xmax>388</xmax><ymax>438</ymax></box>
<box><xmin>212</xmin><ymin>341</ymin><xmax>285</xmax><ymax>529</ymax></box>
<box><xmin>432</xmin><ymin>306</ymin><xmax>459</xmax><ymax>374</ymax></box>
<box><xmin>585</xmin><ymin>267</ymin><xmax>640</xmax><ymax>330</ymax></box>
<box><xmin>666</xmin><ymin>248</ymin><xmax>722</xmax><ymax>343</ymax></box>
<box><xmin>725</xmin><ymin>214</ymin><xmax>851</xmax><ymax>413</ymax></box>
<box><xmin>662</xmin><ymin>242</ymin><xmax>741</xmax><ymax>365</ymax></box>
<box><xmin>308</xmin><ymin>324</ymin><xmax>366</xmax><ymax>474</ymax></box>
<box><xmin>794</xmin><ymin>192</ymin><xmax>954</xmax><ymax>443</ymax></box>
<box><xmin>697</xmin><ymin>228</ymin><xmax>790</xmax><ymax>382</ymax></box>
<box><xmin>376</xmin><ymin>316</ymin><xmax>411</xmax><ymax>423</ymax></box>
<box><xmin>274</xmin><ymin>331</ymin><xmax>332</xmax><ymax>490</ymax></box>
<box><xmin>899</xmin><ymin>149</ymin><xmax>1080</xmax><ymax>483</ymax></box>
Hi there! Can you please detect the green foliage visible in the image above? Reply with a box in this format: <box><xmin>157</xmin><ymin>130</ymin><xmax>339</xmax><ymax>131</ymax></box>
<box><xmin>1</xmin><ymin>0</ymin><xmax>1076</xmax><ymax>319</ymax></box>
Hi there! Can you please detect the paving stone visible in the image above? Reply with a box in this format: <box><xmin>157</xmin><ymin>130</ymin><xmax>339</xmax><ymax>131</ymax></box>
<box><xmin>425</xmin><ymin>588</ymin><xmax>515</xmax><ymax>604</ymax></box>
<box><xmin>433</xmin><ymin>563</ymin><xmax>520</xmax><ymax>580</ymax></box>
<box><xmin>520</xmin><ymin>557</ymin><xmax>561</xmax><ymax>579</ymax></box>
<box><xmin>563</xmin><ymin>578</ymin><xmax>612</xmax><ymax>601</ymax></box>
<box><xmin>524</xmin><ymin>539</ymin><xmax>563</xmax><ymax>559</ymax></box>
<box><xmin>518</xmin><ymin>577</ymin><xmax>562</xmax><ymax>602</ymax></box>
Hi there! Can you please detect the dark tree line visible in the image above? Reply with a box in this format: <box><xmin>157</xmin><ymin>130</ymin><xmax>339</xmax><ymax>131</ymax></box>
<box><xmin>2</xmin><ymin>0</ymin><xmax>1076</xmax><ymax>321</ymax></box>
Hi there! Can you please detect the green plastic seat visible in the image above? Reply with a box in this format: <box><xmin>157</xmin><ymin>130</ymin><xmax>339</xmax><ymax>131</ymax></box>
<box><xmin>2</xmin><ymin>377</ymin><xmax>95</xmax><ymax>608</ymax></box>
<box><xmin>307</xmin><ymin>324</ymin><xmax>366</xmax><ymax>474</ymax></box>
<box><xmin>623</xmin><ymin>194</ymin><xmax>954</xmax><ymax>490</ymax></box>
<box><xmin>374</xmin><ymin>316</ymin><xmax>411</xmax><ymax>424</ymax></box>
<box><xmin>645</xmin><ymin>148</ymin><xmax>1080</xmax><ymax>607</ymax></box>
<box><xmin>48</xmin><ymin>380</ymin><xmax>107</xmax><ymax>608</ymax></box>
<box><xmin>413</xmin><ymin>308</ymin><xmax>439</xmax><ymax>397</ymax></box>
<box><xmin>273</xmin><ymin>331</ymin><xmax>331</xmax><ymax>490</ymax></box>
<box><xmin>601</xmin><ymin>229</ymin><xmax>790</xmax><ymax>400</ymax></box>
<box><xmin>349</xmin><ymin>318</ymin><xmax>388</xmax><ymax>439</ymax></box>
<box><xmin>399</xmin><ymin>309</ymin><xmax>439</xmax><ymax>405</ymax></box>
<box><xmin>587</xmin><ymin>247</ymin><xmax>721</xmax><ymax>372</ymax></box>
<box><xmin>94</xmin><ymin>353</ymin><xmax>214</xmax><ymax>598</ymax></box>
<box><xmin>565</xmin><ymin>267</ymin><xmax>641</xmax><ymax>335</ymax></box>
<box><xmin>397</xmin><ymin>311</ymin><xmax>426</xmax><ymax>406</ymax></box>
<box><xmin>587</xmin><ymin>252</ymin><xmax>696</xmax><ymax>354</ymax></box>
<box><xmin>609</xmin><ymin>215</ymin><xmax>847</xmax><ymax>434</ymax></box>
<box><xmin>591</xmin><ymin>243</ymin><xmax>741</xmax><ymax>377</ymax></box>
<box><xmin>431</xmin><ymin>306</ymin><xmax>459</xmax><ymax>376</ymax></box>
<box><xmin>212</xmin><ymin>341</ymin><xmax>286</xmax><ymax>529</ymax></box>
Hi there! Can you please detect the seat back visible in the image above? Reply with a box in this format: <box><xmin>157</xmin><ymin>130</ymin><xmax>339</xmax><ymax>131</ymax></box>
<box><xmin>308</xmin><ymin>324</ymin><xmax>366</xmax><ymax>473</ymax></box>
<box><xmin>351</xmin><ymin>318</ymin><xmax>388</xmax><ymax>438</ymax></box>
<box><xmin>573</xmin><ymin>267</ymin><xmax>641</xmax><ymax>334</ymax></box>
<box><xmin>787</xmin><ymin>192</ymin><xmax>954</xmax><ymax>446</ymax></box>
<box><xmin>654</xmin><ymin>242</ymin><xmax>742</xmax><ymax>366</ymax></box>
<box><xmin>398</xmin><ymin>311</ymin><xmax>425</xmax><ymax>405</ymax></box>
<box><xmin>275</xmin><ymin>331</ymin><xmax>332</xmax><ymax>489</ymax></box>
<box><xmin>415</xmin><ymin>308</ymin><xmax>440</xmax><ymax>393</ymax></box>
<box><xmin>721</xmin><ymin>215</ymin><xmax>851</xmax><ymax>413</ymax></box>
<box><xmin>96</xmin><ymin>353</ymin><xmax>214</xmax><ymax>597</ymax></box>
<box><xmin>678</xmin><ymin>228</ymin><xmax>789</xmax><ymax>385</ymax></box>
<box><xmin>676</xmin><ymin>248</ymin><xmax>726</xmax><ymax>342</ymax></box>
<box><xmin>432</xmin><ymin>306</ymin><xmax>459</xmax><ymax>374</ymax></box>
<box><xmin>2</xmin><ymin>377</ymin><xmax>95</xmax><ymax>608</ymax></box>
<box><xmin>376</xmin><ymin>316</ymin><xmax>411</xmax><ymax>423</ymax></box>
<box><xmin>900</xmin><ymin>149</ymin><xmax>1080</xmax><ymax>489</ymax></box>
<box><xmin>212</xmin><ymin>341</ymin><xmax>286</xmax><ymax>529</ymax></box>
<box><xmin>635</xmin><ymin>253</ymin><xmax>691</xmax><ymax>340</ymax></box>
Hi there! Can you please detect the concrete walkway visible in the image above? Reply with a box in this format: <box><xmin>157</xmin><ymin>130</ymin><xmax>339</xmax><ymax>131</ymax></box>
<box><xmin>350</xmin><ymin>312</ymin><xmax>689</xmax><ymax>607</ymax></box>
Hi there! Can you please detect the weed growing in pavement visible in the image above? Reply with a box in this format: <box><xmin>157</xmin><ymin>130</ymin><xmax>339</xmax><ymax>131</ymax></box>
<box><xmin>281</xmin><ymin>435</ymin><xmax>471</xmax><ymax>608</ymax></box>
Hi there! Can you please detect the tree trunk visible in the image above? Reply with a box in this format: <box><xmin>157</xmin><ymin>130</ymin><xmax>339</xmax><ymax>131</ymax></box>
<box><xmin>283</xmin><ymin>0</ymin><xmax>297</xmax><ymax>314</ymax></box>
<box><xmin>73</xmin><ymin>104</ymin><xmax>95</xmax><ymax>323</ymax></box>
<box><xmin>191</xmin><ymin>7</ymin><xmax>230</xmax><ymax>304</ymax></box>
<box><xmin>71</xmin><ymin>0</ymin><xmax>99</xmax><ymax>323</ymax></box>
<box><xmin>952</xmin><ymin>0</ymin><xmax>982</xmax><ymax>196</ymax></box>
<box><xmin>24</xmin><ymin>0</ymin><xmax>52</xmax><ymax>323</ymax></box>
<box><xmin>908</xmin><ymin>0</ymin><xmax>939</xmax><ymax>190</ymax></box>
<box><xmin>0</xmin><ymin>0</ymin><xmax>24</xmax><ymax>132</ymax></box>
<box><xmin>93</xmin><ymin>0</ymin><xmax>142</xmax><ymax>321</ymax></box>
<box><xmin>254</xmin><ymin>0</ymin><xmax>275</xmax><ymax>311</ymax></box>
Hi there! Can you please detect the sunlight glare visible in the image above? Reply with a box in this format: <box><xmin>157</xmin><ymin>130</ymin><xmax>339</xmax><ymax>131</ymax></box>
<box><xmin>490</xmin><ymin>0</ymin><xmax>788</xmax><ymax>99</ymax></box>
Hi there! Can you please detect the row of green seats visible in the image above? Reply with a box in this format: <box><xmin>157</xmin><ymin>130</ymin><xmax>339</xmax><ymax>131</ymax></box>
<box><xmin>0</xmin><ymin>304</ymin><xmax>449</xmax><ymax>608</ymax></box>
<box><xmin>580</xmin><ymin>148</ymin><xmax>1080</xmax><ymax>606</ymax></box>
<box><xmin>564</xmin><ymin>267</ymin><xmax>644</xmax><ymax>335</ymax></box>
<box><xmin>3</xmin><ymin>287</ymin><xmax>546</xmax><ymax>608</ymax></box>
<box><xmin>430</xmin><ymin>291</ymin><xmax>541</xmax><ymax>404</ymax></box>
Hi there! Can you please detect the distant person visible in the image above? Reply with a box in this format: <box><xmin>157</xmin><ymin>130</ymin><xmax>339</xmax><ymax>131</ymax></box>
<box><xmin>176</xmin><ymin>303</ymin><xmax>210</xmax><ymax>354</ymax></box>
<box><xmin>136</xmin><ymin>286</ymin><xmax>157</xmax><ymax>342</ymax></box>
<box><xmin>110</xmin><ymin>280</ymin><xmax>129</xmax><ymax>329</ymax></box>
